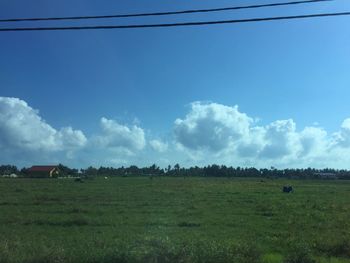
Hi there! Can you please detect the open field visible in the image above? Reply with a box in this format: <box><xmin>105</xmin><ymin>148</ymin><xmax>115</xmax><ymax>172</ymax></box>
<box><xmin>0</xmin><ymin>177</ymin><xmax>349</xmax><ymax>263</ymax></box>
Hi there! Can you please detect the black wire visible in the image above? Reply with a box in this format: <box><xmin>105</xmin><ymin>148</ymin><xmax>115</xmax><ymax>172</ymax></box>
<box><xmin>0</xmin><ymin>11</ymin><xmax>349</xmax><ymax>32</ymax></box>
<box><xmin>0</xmin><ymin>0</ymin><xmax>332</xmax><ymax>23</ymax></box>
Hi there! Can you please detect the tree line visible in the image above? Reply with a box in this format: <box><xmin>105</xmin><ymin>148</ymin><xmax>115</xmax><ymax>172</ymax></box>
<box><xmin>1</xmin><ymin>164</ymin><xmax>350</xmax><ymax>179</ymax></box>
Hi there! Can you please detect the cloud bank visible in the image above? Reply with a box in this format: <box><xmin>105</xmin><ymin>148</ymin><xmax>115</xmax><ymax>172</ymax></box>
<box><xmin>0</xmin><ymin>97</ymin><xmax>86</xmax><ymax>153</ymax></box>
<box><xmin>1</xmin><ymin>97</ymin><xmax>350</xmax><ymax>168</ymax></box>
<box><xmin>173</xmin><ymin>102</ymin><xmax>350</xmax><ymax>168</ymax></box>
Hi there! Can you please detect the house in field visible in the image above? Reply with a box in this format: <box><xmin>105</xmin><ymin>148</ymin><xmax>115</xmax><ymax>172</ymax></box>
<box><xmin>27</xmin><ymin>165</ymin><xmax>61</xmax><ymax>178</ymax></box>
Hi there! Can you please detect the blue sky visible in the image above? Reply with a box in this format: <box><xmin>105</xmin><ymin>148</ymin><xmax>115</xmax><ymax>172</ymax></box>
<box><xmin>1</xmin><ymin>0</ymin><xmax>350</xmax><ymax>168</ymax></box>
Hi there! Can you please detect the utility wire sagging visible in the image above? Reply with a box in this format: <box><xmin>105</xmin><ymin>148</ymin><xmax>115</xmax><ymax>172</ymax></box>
<box><xmin>0</xmin><ymin>12</ymin><xmax>349</xmax><ymax>32</ymax></box>
<box><xmin>0</xmin><ymin>0</ymin><xmax>332</xmax><ymax>22</ymax></box>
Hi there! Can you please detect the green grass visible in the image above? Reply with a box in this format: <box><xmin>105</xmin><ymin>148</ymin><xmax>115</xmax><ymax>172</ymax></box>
<box><xmin>0</xmin><ymin>177</ymin><xmax>349</xmax><ymax>263</ymax></box>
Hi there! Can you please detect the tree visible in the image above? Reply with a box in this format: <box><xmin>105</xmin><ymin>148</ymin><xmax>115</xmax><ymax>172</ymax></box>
<box><xmin>0</xmin><ymin>165</ymin><xmax>18</xmax><ymax>175</ymax></box>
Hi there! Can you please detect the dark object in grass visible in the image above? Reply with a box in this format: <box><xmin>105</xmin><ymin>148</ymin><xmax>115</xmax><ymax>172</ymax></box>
<box><xmin>23</xmin><ymin>218</ymin><xmax>89</xmax><ymax>227</ymax></box>
<box><xmin>74</xmin><ymin>178</ymin><xmax>84</xmax><ymax>183</ymax></box>
<box><xmin>283</xmin><ymin>186</ymin><xmax>293</xmax><ymax>193</ymax></box>
<box><xmin>178</xmin><ymin>222</ymin><xmax>200</xmax><ymax>227</ymax></box>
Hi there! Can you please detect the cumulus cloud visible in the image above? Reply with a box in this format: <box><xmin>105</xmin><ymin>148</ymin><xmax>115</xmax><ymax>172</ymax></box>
<box><xmin>149</xmin><ymin>139</ymin><xmax>168</xmax><ymax>152</ymax></box>
<box><xmin>173</xmin><ymin>101</ymin><xmax>350</xmax><ymax>168</ymax></box>
<box><xmin>299</xmin><ymin>126</ymin><xmax>328</xmax><ymax>157</ymax></box>
<box><xmin>0</xmin><ymin>97</ymin><xmax>86</xmax><ymax>153</ymax></box>
<box><xmin>174</xmin><ymin>102</ymin><xmax>252</xmax><ymax>152</ymax></box>
<box><xmin>236</xmin><ymin>126</ymin><xmax>265</xmax><ymax>158</ymax></box>
<box><xmin>0</xmin><ymin>97</ymin><xmax>148</xmax><ymax>167</ymax></box>
<box><xmin>332</xmin><ymin>118</ymin><xmax>350</xmax><ymax>148</ymax></box>
<box><xmin>3</xmin><ymin>97</ymin><xmax>350</xmax><ymax>169</ymax></box>
<box><xmin>57</xmin><ymin>127</ymin><xmax>87</xmax><ymax>149</ymax></box>
<box><xmin>259</xmin><ymin>119</ymin><xmax>300</xmax><ymax>159</ymax></box>
<box><xmin>94</xmin><ymin>117</ymin><xmax>146</xmax><ymax>152</ymax></box>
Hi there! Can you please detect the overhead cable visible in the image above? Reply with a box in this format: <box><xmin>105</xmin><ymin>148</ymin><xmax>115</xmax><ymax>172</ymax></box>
<box><xmin>0</xmin><ymin>0</ymin><xmax>332</xmax><ymax>23</ymax></box>
<box><xmin>0</xmin><ymin>11</ymin><xmax>349</xmax><ymax>32</ymax></box>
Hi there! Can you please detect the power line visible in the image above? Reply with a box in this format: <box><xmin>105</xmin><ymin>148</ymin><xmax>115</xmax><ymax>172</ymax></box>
<box><xmin>0</xmin><ymin>0</ymin><xmax>332</xmax><ymax>23</ymax></box>
<box><xmin>0</xmin><ymin>11</ymin><xmax>349</xmax><ymax>32</ymax></box>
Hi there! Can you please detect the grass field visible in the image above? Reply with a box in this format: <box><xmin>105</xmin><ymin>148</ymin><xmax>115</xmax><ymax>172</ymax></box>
<box><xmin>0</xmin><ymin>176</ymin><xmax>349</xmax><ymax>263</ymax></box>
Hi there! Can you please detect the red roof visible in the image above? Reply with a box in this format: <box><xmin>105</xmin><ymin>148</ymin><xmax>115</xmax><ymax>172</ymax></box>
<box><xmin>28</xmin><ymin>166</ymin><xmax>58</xmax><ymax>172</ymax></box>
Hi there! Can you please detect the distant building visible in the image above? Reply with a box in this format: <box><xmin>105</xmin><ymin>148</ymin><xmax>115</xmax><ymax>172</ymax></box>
<box><xmin>314</xmin><ymin>172</ymin><xmax>337</xmax><ymax>179</ymax></box>
<box><xmin>27</xmin><ymin>165</ymin><xmax>61</xmax><ymax>178</ymax></box>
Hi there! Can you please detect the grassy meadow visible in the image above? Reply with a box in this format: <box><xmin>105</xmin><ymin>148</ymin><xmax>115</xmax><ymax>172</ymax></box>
<box><xmin>0</xmin><ymin>176</ymin><xmax>349</xmax><ymax>263</ymax></box>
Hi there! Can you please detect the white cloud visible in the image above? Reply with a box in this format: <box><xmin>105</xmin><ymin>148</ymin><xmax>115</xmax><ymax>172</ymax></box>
<box><xmin>149</xmin><ymin>139</ymin><xmax>168</xmax><ymax>152</ymax></box>
<box><xmin>173</xmin><ymin>101</ymin><xmax>350</xmax><ymax>168</ymax></box>
<box><xmin>259</xmin><ymin>119</ymin><xmax>300</xmax><ymax>159</ymax></box>
<box><xmin>332</xmin><ymin>118</ymin><xmax>350</xmax><ymax>148</ymax></box>
<box><xmin>174</xmin><ymin>102</ymin><xmax>252</xmax><ymax>152</ymax></box>
<box><xmin>57</xmin><ymin>127</ymin><xmax>87</xmax><ymax>149</ymax></box>
<box><xmin>299</xmin><ymin>126</ymin><xmax>328</xmax><ymax>157</ymax></box>
<box><xmin>0</xmin><ymin>97</ymin><xmax>148</xmax><ymax>167</ymax></box>
<box><xmin>236</xmin><ymin>126</ymin><xmax>265</xmax><ymax>158</ymax></box>
<box><xmin>0</xmin><ymin>97</ymin><xmax>86</xmax><ymax>153</ymax></box>
<box><xmin>3</xmin><ymin>97</ymin><xmax>350</xmax><ymax>169</ymax></box>
<box><xmin>94</xmin><ymin>117</ymin><xmax>145</xmax><ymax>152</ymax></box>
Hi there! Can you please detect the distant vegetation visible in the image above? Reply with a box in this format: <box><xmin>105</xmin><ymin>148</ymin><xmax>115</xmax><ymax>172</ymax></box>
<box><xmin>1</xmin><ymin>164</ymin><xmax>350</xmax><ymax>179</ymax></box>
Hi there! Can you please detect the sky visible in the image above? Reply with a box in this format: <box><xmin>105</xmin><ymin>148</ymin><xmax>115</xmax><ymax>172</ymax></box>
<box><xmin>0</xmin><ymin>0</ymin><xmax>350</xmax><ymax>169</ymax></box>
